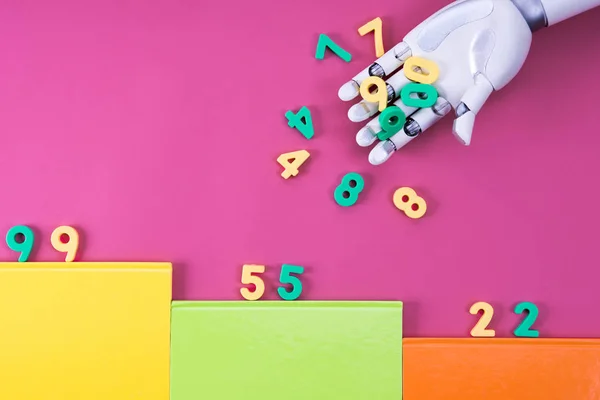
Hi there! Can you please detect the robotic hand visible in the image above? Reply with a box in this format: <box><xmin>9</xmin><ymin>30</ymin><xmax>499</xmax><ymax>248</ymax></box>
<box><xmin>339</xmin><ymin>0</ymin><xmax>600</xmax><ymax>165</ymax></box>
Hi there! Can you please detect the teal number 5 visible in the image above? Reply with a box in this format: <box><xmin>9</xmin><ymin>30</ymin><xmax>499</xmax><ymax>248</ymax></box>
<box><xmin>513</xmin><ymin>302</ymin><xmax>539</xmax><ymax>338</ymax></box>
<box><xmin>277</xmin><ymin>264</ymin><xmax>304</xmax><ymax>301</ymax></box>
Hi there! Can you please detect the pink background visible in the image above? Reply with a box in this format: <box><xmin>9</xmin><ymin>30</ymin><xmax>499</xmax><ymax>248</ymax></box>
<box><xmin>0</xmin><ymin>0</ymin><xmax>599</xmax><ymax>337</ymax></box>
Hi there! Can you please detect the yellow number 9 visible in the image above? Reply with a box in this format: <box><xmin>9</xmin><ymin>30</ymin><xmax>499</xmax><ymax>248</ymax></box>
<box><xmin>359</xmin><ymin>76</ymin><xmax>388</xmax><ymax>112</ymax></box>
<box><xmin>51</xmin><ymin>226</ymin><xmax>79</xmax><ymax>262</ymax></box>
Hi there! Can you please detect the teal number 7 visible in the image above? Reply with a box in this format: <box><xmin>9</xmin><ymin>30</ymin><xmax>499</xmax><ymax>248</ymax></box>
<box><xmin>277</xmin><ymin>264</ymin><xmax>304</xmax><ymax>301</ymax></box>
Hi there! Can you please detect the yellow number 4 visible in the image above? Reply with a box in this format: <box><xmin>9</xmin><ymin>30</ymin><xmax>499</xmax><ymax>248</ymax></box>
<box><xmin>277</xmin><ymin>150</ymin><xmax>310</xmax><ymax>179</ymax></box>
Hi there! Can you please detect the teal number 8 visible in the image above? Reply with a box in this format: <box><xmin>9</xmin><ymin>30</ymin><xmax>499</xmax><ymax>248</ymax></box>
<box><xmin>334</xmin><ymin>173</ymin><xmax>365</xmax><ymax>207</ymax></box>
<box><xmin>6</xmin><ymin>225</ymin><xmax>35</xmax><ymax>262</ymax></box>
<box><xmin>513</xmin><ymin>301</ymin><xmax>539</xmax><ymax>338</ymax></box>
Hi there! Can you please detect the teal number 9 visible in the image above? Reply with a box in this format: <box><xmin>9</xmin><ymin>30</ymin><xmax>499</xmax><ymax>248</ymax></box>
<box><xmin>6</xmin><ymin>225</ymin><xmax>35</xmax><ymax>262</ymax></box>
<box><xmin>277</xmin><ymin>264</ymin><xmax>304</xmax><ymax>301</ymax></box>
<box><xmin>377</xmin><ymin>106</ymin><xmax>406</xmax><ymax>140</ymax></box>
<box><xmin>513</xmin><ymin>301</ymin><xmax>540</xmax><ymax>338</ymax></box>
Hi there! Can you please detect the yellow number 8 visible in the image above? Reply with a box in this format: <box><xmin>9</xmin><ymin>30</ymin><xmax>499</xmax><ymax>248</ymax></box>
<box><xmin>393</xmin><ymin>187</ymin><xmax>427</xmax><ymax>219</ymax></box>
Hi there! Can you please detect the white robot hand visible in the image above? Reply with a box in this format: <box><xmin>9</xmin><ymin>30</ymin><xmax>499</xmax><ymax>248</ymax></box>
<box><xmin>339</xmin><ymin>0</ymin><xmax>600</xmax><ymax>165</ymax></box>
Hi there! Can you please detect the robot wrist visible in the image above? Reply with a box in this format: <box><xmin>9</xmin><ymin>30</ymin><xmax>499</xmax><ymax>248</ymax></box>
<box><xmin>511</xmin><ymin>0</ymin><xmax>548</xmax><ymax>32</ymax></box>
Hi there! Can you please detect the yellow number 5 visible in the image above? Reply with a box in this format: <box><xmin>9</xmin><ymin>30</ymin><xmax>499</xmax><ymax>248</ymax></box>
<box><xmin>240</xmin><ymin>264</ymin><xmax>266</xmax><ymax>301</ymax></box>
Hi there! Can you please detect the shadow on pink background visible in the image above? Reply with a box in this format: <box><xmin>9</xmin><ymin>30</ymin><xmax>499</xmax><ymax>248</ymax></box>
<box><xmin>0</xmin><ymin>0</ymin><xmax>598</xmax><ymax>337</ymax></box>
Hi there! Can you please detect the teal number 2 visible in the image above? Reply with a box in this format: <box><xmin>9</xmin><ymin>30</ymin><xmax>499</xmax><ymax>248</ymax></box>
<box><xmin>6</xmin><ymin>225</ymin><xmax>35</xmax><ymax>262</ymax></box>
<box><xmin>277</xmin><ymin>264</ymin><xmax>304</xmax><ymax>301</ymax></box>
<box><xmin>513</xmin><ymin>302</ymin><xmax>540</xmax><ymax>338</ymax></box>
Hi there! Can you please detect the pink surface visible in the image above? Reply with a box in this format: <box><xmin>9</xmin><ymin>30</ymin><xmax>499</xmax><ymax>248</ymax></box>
<box><xmin>0</xmin><ymin>0</ymin><xmax>599</xmax><ymax>337</ymax></box>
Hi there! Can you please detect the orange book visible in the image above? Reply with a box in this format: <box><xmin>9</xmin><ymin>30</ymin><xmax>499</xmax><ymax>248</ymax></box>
<box><xmin>403</xmin><ymin>338</ymin><xmax>600</xmax><ymax>400</ymax></box>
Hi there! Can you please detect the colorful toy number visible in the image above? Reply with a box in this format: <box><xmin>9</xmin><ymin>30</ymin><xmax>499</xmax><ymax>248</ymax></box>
<box><xmin>378</xmin><ymin>106</ymin><xmax>406</xmax><ymax>140</ymax></box>
<box><xmin>285</xmin><ymin>106</ymin><xmax>314</xmax><ymax>139</ymax></box>
<box><xmin>277</xmin><ymin>150</ymin><xmax>310</xmax><ymax>179</ymax></box>
<box><xmin>469</xmin><ymin>301</ymin><xmax>496</xmax><ymax>337</ymax></box>
<box><xmin>401</xmin><ymin>83</ymin><xmax>438</xmax><ymax>108</ymax></box>
<box><xmin>241</xmin><ymin>264</ymin><xmax>305</xmax><ymax>301</ymax></box>
<box><xmin>315</xmin><ymin>33</ymin><xmax>352</xmax><ymax>62</ymax></box>
<box><xmin>277</xmin><ymin>264</ymin><xmax>304</xmax><ymax>300</ymax></box>
<box><xmin>358</xmin><ymin>17</ymin><xmax>384</xmax><ymax>58</ymax></box>
<box><xmin>51</xmin><ymin>226</ymin><xmax>79</xmax><ymax>262</ymax></box>
<box><xmin>6</xmin><ymin>225</ymin><xmax>35</xmax><ymax>262</ymax></box>
<box><xmin>240</xmin><ymin>264</ymin><xmax>266</xmax><ymax>301</ymax></box>
<box><xmin>514</xmin><ymin>302</ymin><xmax>540</xmax><ymax>338</ymax></box>
<box><xmin>334</xmin><ymin>173</ymin><xmax>365</xmax><ymax>207</ymax></box>
<box><xmin>404</xmin><ymin>56</ymin><xmax>440</xmax><ymax>84</ymax></box>
<box><xmin>393</xmin><ymin>187</ymin><xmax>427</xmax><ymax>219</ymax></box>
<box><xmin>469</xmin><ymin>301</ymin><xmax>541</xmax><ymax>338</ymax></box>
<box><xmin>359</xmin><ymin>76</ymin><xmax>388</xmax><ymax>112</ymax></box>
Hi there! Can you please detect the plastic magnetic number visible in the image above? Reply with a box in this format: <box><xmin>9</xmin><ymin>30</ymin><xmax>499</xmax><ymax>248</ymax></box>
<box><xmin>315</xmin><ymin>33</ymin><xmax>352</xmax><ymax>62</ymax></box>
<box><xmin>334</xmin><ymin>172</ymin><xmax>365</xmax><ymax>207</ymax></box>
<box><xmin>514</xmin><ymin>302</ymin><xmax>540</xmax><ymax>338</ymax></box>
<box><xmin>359</xmin><ymin>76</ymin><xmax>388</xmax><ymax>112</ymax></box>
<box><xmin>393</xmin><ymin>187</ymin><xmax>427</xmax><ymax>219</ymax></box>
<box><xmin>240</xmin><ymin>264</ymin><xmax>266</xmax><ymax>301</ymax></box>
<box><xmin>277</xmin><ymin>150</ymin><xmax>310</xmax><ymax>179</ymax></box>
<box><xmin>277</xmin><ymin>264</ymin><xmax>304</xmax><ymax>300</ymax></box>
<box><xmin>285</xmin><ymin>106</ymin><xmax>314</xmax><ymax>139</ymax></box>
<box><xmin>401</xmin><ymin>83</ymin><xmax>438</xmax><ymax>108</ymax></box>
<box><xmin>377</xmin><ymin>106</ymin><xmax>406</xmax><ymax>140</ymax></box>
<box><xmin>358</xmin><ymin>17</ymin><xmax>384</xmax><ymax>57</ymax></box>
<box><xmin>404</xmin><ymin>56</ymin><xmax>440</xmax><ymax>84</ymax></box>
<box><xmin>6</xmin><ymin>225</ymin><xmax>34</xmax><ymax>262</ymax></box>
<box><xmin>469</xmin><ymin>301</ymin><xmax>496</xmax><ymax>337</ymax></box>
<box><xmin>51</xmin><ymin>226</ymin><xmax>79</xmax><ymax>262</ymax></box>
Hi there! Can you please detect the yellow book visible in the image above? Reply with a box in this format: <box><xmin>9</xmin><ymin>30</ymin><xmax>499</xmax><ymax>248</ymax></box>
<box><xmin>0</xmin><ymin>262</ymin><xmax>172</xmax><ymax>400</ymax></box>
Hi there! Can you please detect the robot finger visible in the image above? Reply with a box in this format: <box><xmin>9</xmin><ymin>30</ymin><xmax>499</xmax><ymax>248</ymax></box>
<box><xmin>338</xmin><ymin>42</ymin><xmax>412</xmax><ymax>102</ymax></box>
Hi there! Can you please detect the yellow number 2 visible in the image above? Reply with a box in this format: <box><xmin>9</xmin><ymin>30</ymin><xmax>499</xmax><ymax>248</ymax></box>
<box><xmin>277</xmin><ymin>150</ymin><xmax>310</xmax><ymax>179</ymax></box>
<box><xmin>240</xmin><ymin>264</ymin><xmax>266</xmax><ymax>301</ymax></box>
<box><xmin>469</xmin><ymin>301</ymin><xmax>496</xmax><ymax>337</ymax></box>
<box><xmin>358</xmin><ymin>17</ymin><xmax>384</xmax><ymax>57</ymax></box>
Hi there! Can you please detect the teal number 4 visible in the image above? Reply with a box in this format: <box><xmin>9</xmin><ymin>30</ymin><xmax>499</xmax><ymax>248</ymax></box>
<box><xmin>285</xmin><ymin>106</ymin><xmax>314</xmax><ymax>139</ymax></box>
<box><xmin>513</xmin><ymin>302</ymin><xmax>540</xmax><ymax>338</ymax></box>
<box><xmin>315</xmin><ymin>34</ymin><xmax>352</xmax><ymax>62</ymax></box>
<box><xmin>277</xmin><ymin>264</ymin><xmax>304</xmax><ymax>301</ymax></box>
